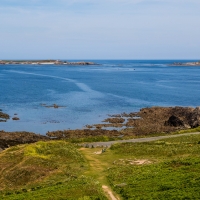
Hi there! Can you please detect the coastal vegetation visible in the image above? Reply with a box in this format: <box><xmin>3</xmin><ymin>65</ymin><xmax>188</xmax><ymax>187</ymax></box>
<box><xmin>1</xmin><ymin>106</ymin><xmax>200</xmax><ymax>199</ymax></box>
<box><xmin>0</xmin><ymin>141</ymin><xmax>106</xmax><ymax>199</ymax></box>
<box><xmin>107</xmin><ymin>134</ymin><xmax>200</xmax><ymax>199</ymax></box>
<box><xmin>0</xmin><ymin>134</ymin><xmax>200</xmax><ymax>199</ymax></box>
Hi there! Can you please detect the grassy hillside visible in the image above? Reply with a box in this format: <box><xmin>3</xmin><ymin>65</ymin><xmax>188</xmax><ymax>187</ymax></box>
<box><xmin>107</xmin><ymin>135</ymin><xmax>200</xmax><ymax>199</ymax></box>
<box><xmin>1</xmin><ymin>134</ymin><xmax>200</xmax><ymax>199</ymax></box>
<box><xmin>0</xmin><ymin>141</ymin><xmax>106</xmax><ymax>200</ymax></box>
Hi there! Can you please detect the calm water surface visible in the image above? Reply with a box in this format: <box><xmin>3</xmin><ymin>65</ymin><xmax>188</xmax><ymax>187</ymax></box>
<box><xmin>0</xmin><ymin>60</ymin><xmax>200</xmax><ymax>134</ymax></box>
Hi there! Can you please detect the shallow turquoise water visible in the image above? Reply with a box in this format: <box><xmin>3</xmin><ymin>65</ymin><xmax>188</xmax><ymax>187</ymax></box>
<box><xmin>0</xmin><ymin>60</ymin><xmax>200</xmax><ymax>134</ymax></box>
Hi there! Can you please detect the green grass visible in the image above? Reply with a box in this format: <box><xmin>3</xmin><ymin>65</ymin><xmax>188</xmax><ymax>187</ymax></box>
<box><xmin>0</xmin><ymin>141</ymin><xmax>106</xmax><ymax>200</ymax></box>
<box><xmin>171</xmin><ymin>126</ymin><xmax>200</xmax><ymax>134</ymax></box>
<box><xmin>68</xmin><ymin>126</ymin><xmax>200</xmax><ymax>143</ymax></box>
<box><xmin>69</xmin><ymin>135</ymin><xmax>121</xmax><ymax>143</ymax></box>
<box><xmin>107</xmin><ymin>158</ymin><xmax>200</xmax><ymax>199</ymax></box>
<box><xmin>106</xmin><ymin>134</ymin><xmax>200</xmax><ymax>199</ymax></box>
<box><xmin>110</xmin><ymin>135</ymin><xmax>200</xmax><ymax>159</ymax></box>
<box><xmin>1</xmin><ymin>133</ymin><xmax>200</xmax><ymax>199</ymax></box>
<box><xmin>0</xmin><ymin>176</ymin><xmax>105</xmax><ymax>200</ymax></box>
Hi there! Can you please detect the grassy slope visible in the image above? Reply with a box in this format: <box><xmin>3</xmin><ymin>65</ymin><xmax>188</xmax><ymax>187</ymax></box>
<box><xmin>107</xmin><ymin>135</ymin><xmax>200</xmax><ymax>199</ymax></box>
<box><xmin>0</xmin><ymin>141</ymin><xmax>106</xmax><ymax>200</ymax></box>
<box><xmin>1</xmin><ymin>134</ymin><xmax>200</xmax><ymax>199</ymax></box>
<box><xmin>79</xmin><ymin>134</ymin><xmax>200</xmax><ymax>199</ymax></box>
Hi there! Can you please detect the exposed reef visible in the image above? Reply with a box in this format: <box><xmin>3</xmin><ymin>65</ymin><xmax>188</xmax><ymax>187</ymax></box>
<box><xmin>0</xmin><ymin>60</ymin><xmax>99</xmax><ymax>65</ymax></box>
<box><xmin>0</xmin><ymin>110</ymin><xmax>10</xmax><ymax>122</ymax></box>
<box><xmin>1</xmin><ymin>106</ymin><xmax>200</xmax><ymax>150</ymax></box>
<box><xmin>84</xmin><ymin>106</ymin><xmax>200</xmax><ymax>135</ymax></box>
<box><xmin>46</xmin><ymin>129</ymin><xmax>119</xmax><ymax>139</ymax></box>
<box><xmin>40</xmin><ymin>103</ymin><xmax>66</xmax><ymax>109</ymax></box>
<box><xmin>47</xmin><ymin>106</ymin><xmax>200</xmax><ymax>139</ymax></box>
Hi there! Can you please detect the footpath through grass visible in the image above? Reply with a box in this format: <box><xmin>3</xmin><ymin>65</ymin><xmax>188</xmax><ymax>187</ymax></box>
<box><xmin>0</xmin><ymin>141</ymin><xmax>106</xmax><ymax>200</ymax></box>
<box><xmin>79</xmin><ymin>133</ymin><xmax>200</xmax><ymax>199</ymax></box>
<box><xmin>1</xmin><ymin>133</ymin><xmax>200</xmax><ymax>199</ymax></box>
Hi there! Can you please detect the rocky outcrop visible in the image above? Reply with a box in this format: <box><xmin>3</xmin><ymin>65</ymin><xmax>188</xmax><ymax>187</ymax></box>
<box><xmin>46</xmin><ymin>129</ymin><xmax>119</xmax><ymax>139</ymax></box>
<box><xmin>188</xmin><ymin>107</ymin><xmax>200</xmax><ymax>128</ymax></box>
<box><xmin>0</xmin><ymin>131</ymin><xmax>49</xmax><ymax>151</ymax></box>
<box><xmin>103</xmin><ymin>117</ymin><xmax>125</xmax><ymax>124</ymax></box>
<box><xmin>1</xmin><ymin>106</ymin><xmax>200</xmax><ymax>150</ymax></box>
<box><xmin>165</xmin><ymin>115</ymin><xmax>184</xmax><ymax>127</ymax></box>
<box><xmin>125</xmin><ymin>106</ymin><xmax>200</xmax><ymax>135</ymax></box>
<box><xmin>89</xmin><ymin>107</ymin><xmax>200</xmax><ymax>136</ymax></box>
<box><xmin>0</xmin><ymin>111</ymin><xmax>10</xmax><ymax>122</ymax></box>
<box><xmin>65</xmin><ymin>61</ymin><xmax>98</xmax><ymax>65</ymax></box>
<box><xmin>12</xmin><ymin>117</ymin><xmax>20</xmax><ymax>120</ymax></box>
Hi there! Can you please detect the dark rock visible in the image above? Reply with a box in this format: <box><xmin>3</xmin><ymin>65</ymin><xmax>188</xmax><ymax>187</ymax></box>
<box><xmin>103</xmin><ymin>117</ymin><xmax>125</xmax><ymax>124</ymax></box>
<box><xmin>12</xmin><ymin>117</ymin><xmax>20</xmax><ymax>120</ymax></box>
<box><xmin>165</xmin><ymin>115</ymin><xmax>184</xmax><ymax>127</ymax></box>
<box><xmin>122</xmin><ymin>106</ymin><xmax>200</xmax><ymax>135</ymax></box>
<box><xmin>0</xmin><ymin>111</ymin><xmax>10</xmax><ymax>120</ymax></box>
<box><xmin>0</xmin><ymin>131</ymin><xmax>49</xmax><ymax>150</ymax></box>
<box><xmin>189</xmin><ymin>107</ymin><xmax>200</xmax><ymax>128</ymax></box>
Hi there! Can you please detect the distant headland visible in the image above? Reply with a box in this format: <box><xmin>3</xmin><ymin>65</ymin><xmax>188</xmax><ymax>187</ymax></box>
<box><xmin>0</xmin><ymin>60</ymin><xmax>99</xmax><ymax>65</ymax></box>
<box><xmin>171</xmin><ymin>61</ymin><xmax>200</xmax><ymax>66</ymax></box>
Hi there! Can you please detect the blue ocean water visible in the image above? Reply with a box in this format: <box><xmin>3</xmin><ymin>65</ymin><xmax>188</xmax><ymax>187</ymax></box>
<box><xmin>0</xmin><ymin>60</ymin><xmax>200</xmax><ymax>134</ymax></box>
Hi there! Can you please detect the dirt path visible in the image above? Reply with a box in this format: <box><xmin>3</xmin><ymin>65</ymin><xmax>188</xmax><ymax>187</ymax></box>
<box><xmin>80</xmin><ymin>148</ymin><xmax>120</xmax><ymax>200</ymax></box>
<box><xmin>80</xmin><ymin>132</ymin><xmax>200</xmax><ymax>200</ymax></box>
<box><xmin>102</xmin><ymin>185</ymin><xmax>119</xmax><ymax>200</ymax></box>
<box><xmin>81</xmin><ymin>132</ymin><xmax>200</xmax><ymax>147</ymax></box>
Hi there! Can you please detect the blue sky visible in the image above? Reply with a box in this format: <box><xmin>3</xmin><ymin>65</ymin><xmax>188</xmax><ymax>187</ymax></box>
<box><xmin>0</xmin><ymin>0</ymin><xmax>200</xmax><ymax>59</ymax></box>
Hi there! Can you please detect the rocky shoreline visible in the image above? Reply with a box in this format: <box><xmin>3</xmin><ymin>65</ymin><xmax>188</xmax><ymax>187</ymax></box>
<box><xmin>0</xmin><ymin>110</ymin><xmax>10</xmax><ymax>122</ymax></box>
<box><xmin>1</xmin><ymin>106</ymin><xmax>200</xmax><ymax>151</ymax></box>
<box><xmin>171</xmin><ymin>61</ymin><xmax>200</xmax><ymax>66</ymax></box>
<box><xmin>0</xmin><ymin>60</ymin><xmax>99</xmax><ymax>65</ymax></box>
<box><xmin>0</xmin><ymin>131</ymin><xmax>49</xmax><ymax>151</ymax></box>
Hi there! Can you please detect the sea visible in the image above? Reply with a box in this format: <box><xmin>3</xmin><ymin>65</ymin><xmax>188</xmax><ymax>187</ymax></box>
<box><xmin>0</xmin><ymin>60</ymin><xmax>200</xmax><ymax>135</ymax></box>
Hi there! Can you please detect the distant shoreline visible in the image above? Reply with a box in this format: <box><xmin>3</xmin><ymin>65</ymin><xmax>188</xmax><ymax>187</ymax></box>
<box><xmin>170</xmin><ymin>61</ymin><xmax>200</xmax><ymax>66</ymax></box>
<box><xmin>0</xmin><ymin>60</ymin><xmax>99</xmax><ymax>65</ymax></box>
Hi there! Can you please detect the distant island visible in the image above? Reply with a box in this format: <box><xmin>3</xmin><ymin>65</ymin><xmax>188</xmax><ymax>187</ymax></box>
<box><xmin>171</xmin><ymin>61</ymin><xmax>200</xmax><ymax>66</ymax></box>
<box><xmin>0</xmin><ymin>60</ymin><xmax>99</xmax><ymax>65</ymax></box>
